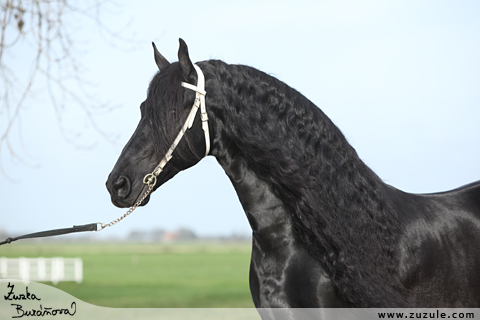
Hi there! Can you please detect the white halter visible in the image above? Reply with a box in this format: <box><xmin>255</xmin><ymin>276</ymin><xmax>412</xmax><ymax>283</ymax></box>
<box><xmin>143</xmin><ymin>64</ymin><xmax>210</xmax><ymax>188</ymax></box>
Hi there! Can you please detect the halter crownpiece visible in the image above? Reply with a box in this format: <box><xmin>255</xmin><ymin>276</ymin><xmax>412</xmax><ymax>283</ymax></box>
<box><xmin>143</xmin><ymin>64</ymin><xmax>210</xmax><ymax>188</ymax></box>
<box><xmin>182</xmin><ymin>64</ymin><xmax>210</xmax><ymax>157</ymax></box>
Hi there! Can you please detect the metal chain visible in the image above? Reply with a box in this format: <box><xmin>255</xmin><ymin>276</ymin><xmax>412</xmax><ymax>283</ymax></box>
<box><xmin>99</xmin><ymin>184</ymin><xmax>154</xmax><ymax>231</ymax></box>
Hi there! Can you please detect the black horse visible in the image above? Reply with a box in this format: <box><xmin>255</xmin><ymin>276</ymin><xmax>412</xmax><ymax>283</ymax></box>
<box><xmin>106</xmin><ymin>39</ymin><xmax>480</xmax><ymax>309</ymax></box>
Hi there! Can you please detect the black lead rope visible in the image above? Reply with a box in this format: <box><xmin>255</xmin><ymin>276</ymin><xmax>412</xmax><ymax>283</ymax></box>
<box><xmin>0</xmin><ymin>66</ymin><xmax>210</xmax><ymax>247</ymax></box>
<box><xmin>0</xmin><ymin>186</ymin><xmax>154</xmax><ymax>246</ymax></box>
<box><xmin>0</xmin><ymin>223</ymin><xmax>98</xmax><ymax>246</ymax></box>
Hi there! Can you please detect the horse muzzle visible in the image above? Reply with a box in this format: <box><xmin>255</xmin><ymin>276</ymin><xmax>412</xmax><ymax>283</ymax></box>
<box><xmin>106</xmin><ymin>174</ymin><xmax>151</xmax><ymax>208</ymax></box>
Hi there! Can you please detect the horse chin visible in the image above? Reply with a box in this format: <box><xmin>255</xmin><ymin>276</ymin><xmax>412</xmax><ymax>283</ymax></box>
<box><xmin>109</xmin><ymin>188</ymin><xmax>151</xmax><ymax>208</ymax></box>
<box><xmin>131</xmin><ymin>184</ymin><xmax>152</xmax><ymax>207</ymax></box>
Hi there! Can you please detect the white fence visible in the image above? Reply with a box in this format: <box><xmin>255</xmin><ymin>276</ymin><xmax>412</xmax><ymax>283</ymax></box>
<box><xmin>0</xmin><ymin>257</ymin><xmax>83</xmax><ymax>284</ymax></box>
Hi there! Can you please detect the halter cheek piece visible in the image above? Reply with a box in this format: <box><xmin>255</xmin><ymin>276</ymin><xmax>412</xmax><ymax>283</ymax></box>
<box><xmin>143</xmin><ymin>64</ymin><xmax>210</xmax><ymax>188</ymax></box>
<box><xmin>101</xmin><ymin>64</ymin><xmax>210</xmax><ymax>230</ymax></box>
<box><xmin>0</xmin><ymin>64</ymin><xmax>210</xmax><ymax>245</ymax></box>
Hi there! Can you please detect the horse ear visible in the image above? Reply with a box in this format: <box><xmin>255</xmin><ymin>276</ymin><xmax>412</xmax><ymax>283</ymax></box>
<box><xmin>152</xmin><ymin>42</ymin><xmax>170</xmax><ymax>71</ymax></box>
<box><xmin>178</xmin><ymin>38</ymin><xmax>195</xmax><ymax>82</ymax></box>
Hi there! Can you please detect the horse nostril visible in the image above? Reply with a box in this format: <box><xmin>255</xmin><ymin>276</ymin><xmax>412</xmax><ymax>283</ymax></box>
<box><xmin>113</xmin><ymin>176</ymin><xmax>131</xmax><ymax>198</ymax></box>
<box><xmin>114</xmin><ymin>177</ymin><xmax>126</xmax><ymax>189</ymax></box>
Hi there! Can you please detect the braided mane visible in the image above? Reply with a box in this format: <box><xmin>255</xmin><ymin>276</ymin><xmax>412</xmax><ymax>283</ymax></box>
<box><xmin>202</xmin><ymin>60</ymin><xmax>407</xmax><ymax>307</ymax></box>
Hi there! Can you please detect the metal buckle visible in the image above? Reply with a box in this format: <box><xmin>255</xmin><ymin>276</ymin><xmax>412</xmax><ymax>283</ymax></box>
<box><xmin>143</xmin><ymin>173</ymin><xmax>157</xmax><ymax>188</ymax></box>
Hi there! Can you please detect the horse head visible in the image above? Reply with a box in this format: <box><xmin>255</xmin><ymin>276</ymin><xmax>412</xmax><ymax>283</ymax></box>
<box><xmin>106</xmin><ymin>39</ymin><xmax>209</xmax><ymax>208</ymax></box>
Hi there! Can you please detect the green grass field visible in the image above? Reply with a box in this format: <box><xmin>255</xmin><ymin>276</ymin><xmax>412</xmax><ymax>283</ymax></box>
<box><xmin>0</xmin><ymin>242</ymin><xmax>255</xmax><ymax>308</ymax></box>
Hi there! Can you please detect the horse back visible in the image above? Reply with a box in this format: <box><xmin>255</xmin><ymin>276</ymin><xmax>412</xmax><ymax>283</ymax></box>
<box><xmin>441</xmin><ymin>180</ymin><xmax>480</xmax><ymax>213</ymax></box>
<box><xmin>389</xmin><ymin>181</ymin><xmax>480</xmax><ymax>308</ymax></box>
<box><xmin>388</xmin><ymin>180</ymin><xmax>480</xmax><ymax>307</ymax></box>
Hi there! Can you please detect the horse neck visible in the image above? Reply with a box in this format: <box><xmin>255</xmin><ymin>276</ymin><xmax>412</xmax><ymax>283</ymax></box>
<box><xmin>203</xmin><ymin>61</ymin><xmax>392</xmax><ymax>221</ymax></box>
<box><xmin>213</xmin><ymin>146</ymin><xmax>293</xmax><ymax>240</ymax></box>
<box><xmin>203</xmin><ymin>62</ymin><xmax>303</xmax><ymax>239</ymax></box>
<box><xmin>203</xmin><ymin>61</ymin><xmax>407</xmax><ymax>307</ymax></box>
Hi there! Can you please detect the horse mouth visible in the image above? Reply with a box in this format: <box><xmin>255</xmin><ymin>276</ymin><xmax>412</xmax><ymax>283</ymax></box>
<box><xmin>132</xmin><ymin>184</ymin><xmax>152</xmax><ymax>207</ymax></box>
<box><xmin>110</xmin><ymin>192</ymin><xmax>150</xmax><ymax>208</ymax></box>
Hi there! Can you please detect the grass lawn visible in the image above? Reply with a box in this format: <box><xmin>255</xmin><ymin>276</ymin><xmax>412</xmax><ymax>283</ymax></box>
<box><xmin>0</xmin><ymin>241</ymin><xmax>254</xmax><ymax>308</ymax></box>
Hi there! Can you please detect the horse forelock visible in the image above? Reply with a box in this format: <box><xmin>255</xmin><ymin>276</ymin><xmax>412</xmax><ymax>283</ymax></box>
<box><xmin>144</xmin><ymin>63</ymin><xmax>197</xmax><ymax>162</ymax></box>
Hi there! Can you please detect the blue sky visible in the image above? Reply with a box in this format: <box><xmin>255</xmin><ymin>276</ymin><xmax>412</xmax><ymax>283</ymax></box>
<box><xmin>1</xmin><ymin>1</ymin><xmax>480</xmax><ymax>239</ymax></box>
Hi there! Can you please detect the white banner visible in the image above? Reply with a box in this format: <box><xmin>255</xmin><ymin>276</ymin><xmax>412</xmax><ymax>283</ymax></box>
<box><xmin>1</xmin><ymin>280</ymin><xmax>478</xmax><ymax>320</ymax></box>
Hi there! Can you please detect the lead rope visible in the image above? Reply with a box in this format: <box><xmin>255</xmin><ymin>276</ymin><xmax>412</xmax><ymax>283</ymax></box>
<box><xmin>98</xmin><ymin>184</ymin><xmax>154</xmax><ymax>230</ymax></box>
<box><xmin>0</xmin><ymin>64</ymin><xmax>209</xmax><ymax>245</ymax></box>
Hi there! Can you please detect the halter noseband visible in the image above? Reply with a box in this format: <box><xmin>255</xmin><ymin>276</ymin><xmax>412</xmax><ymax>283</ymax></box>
<box><xmin>143</xmin><ymin>64</ymin><xmax>210</xmax><ymax>188</ymax></box>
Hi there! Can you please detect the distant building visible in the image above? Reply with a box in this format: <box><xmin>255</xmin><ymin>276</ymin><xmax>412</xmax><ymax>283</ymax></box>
<box><xmin>162</xmin><ymin>231</ymin><xmax>178</xmax><ymax>242</ymax></box>
<box><xmin>161</xmin><ymin>228</ymin><xmax>197</xmax><ymax>242</ymax></box>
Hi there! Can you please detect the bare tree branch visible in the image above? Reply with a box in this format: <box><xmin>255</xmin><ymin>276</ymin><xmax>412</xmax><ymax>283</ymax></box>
<box><xmin>0</xmin><ymin>0</ymin><xmax>135</xmax><ymax>178</ymax></box>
